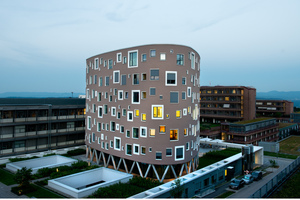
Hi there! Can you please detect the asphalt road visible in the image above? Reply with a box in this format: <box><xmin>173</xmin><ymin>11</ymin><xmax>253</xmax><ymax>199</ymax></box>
<box><xmin>204</xmin><ymin>155</ymin><xmax>294</xmax><ymax>198</ymax></box>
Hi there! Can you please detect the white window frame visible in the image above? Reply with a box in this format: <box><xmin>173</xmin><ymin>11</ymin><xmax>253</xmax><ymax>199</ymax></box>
<box><xmin>131</xmin><ymin>90</ymin><xmax>140</xmax><ymax>104</ymax></box>
<box><xmin>128</xmin><ymin>50</ymin><xmax>138</xmax><ymax>68</ymax></box>
<box><xmin>118</xmin><ymin>90</ymin><xmax>123</xmax><ymax>100</ymax></box>
<box><xmin>114</xmin><ymin>137</ymin><xmax>121</xmax><ymax>151</ymax></box>
<box><xmin>183</xmin><ymin>108</ymin><xmax>187</xmax><ymax>116</ymax></box>
<box><xmin>111</xmin><ymin>107</ymin><xmax>116</xmax><ymax>117</ymax></box>
<box><xmin>175</xmin><ymin>146</ymin><xmax>185</xmax><ymax>161</ymax></box>
<box><xmin>127</xmin><ymin>111</ymin><xmax>133</xmax><ymax>122</ymax></box>
<box><xmin>117</xmin><ymin>52</ymin><xmax>122</xmax><ymax>63</ymax></box>
<box><xmin>140</xmin><ymin>126</ymin><xmax>147</xmax><ymax>138</ymax></box>
<box><xmin>160</xmin><ymin>53</ymin><xmax>166</xmax><ymax>61</ymax></box>
<box><xmin>87</xmin><ymin>116</ymin><xmax>92</xmax><ymax>130</ymax></box>
<box><xmin>133</xmin><ymin>144</ymin><xmax>140</xmax><ymax>155</ymax></box>
<box><xmin>151</xmin><ymin>105</ymin><xmax>164</xmax><ymax>120</ymax></box>
<box><xmin>165</xmin><ymin>71</ymin><xmax>177</xmax><ymax>86</ymax></box>
<box><xmin>113</xmin><ymin>70</ymin><xmax>120</xmax><ymax>84</ymax></box>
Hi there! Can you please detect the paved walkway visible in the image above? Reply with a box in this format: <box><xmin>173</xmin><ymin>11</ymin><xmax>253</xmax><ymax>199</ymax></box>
<box><xmin>0</xmin><ymin>182</ymin><xmax>28</xmax><ymax>198</ymax></box>
<box><xmin>228</xmin><ymin>156</ymin><xmax>294</xmax><ymax>198</ymax></box>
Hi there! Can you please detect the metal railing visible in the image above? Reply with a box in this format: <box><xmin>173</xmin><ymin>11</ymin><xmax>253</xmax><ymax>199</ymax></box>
<box><xmin>249</xmin><ymin>156</ymin><xmax>300</xmax><ymax>198</ymax></box>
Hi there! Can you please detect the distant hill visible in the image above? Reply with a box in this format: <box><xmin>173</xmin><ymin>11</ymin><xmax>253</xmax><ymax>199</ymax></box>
<box><xmin>0</xmin><ymin>92</ymin><xmax>85</xmax><ymax>98</ymax></box>
<box><xmin>257</xmin><ymin>91</ymin><xmax>300</xmax><ymax>107</ymax></box>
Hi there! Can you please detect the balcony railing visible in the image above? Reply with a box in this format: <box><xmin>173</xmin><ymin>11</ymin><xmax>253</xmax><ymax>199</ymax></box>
<box><xmin>0</xmin><ymin>115</ymin><xmax>85</xmax><ymax>124</ymax></box>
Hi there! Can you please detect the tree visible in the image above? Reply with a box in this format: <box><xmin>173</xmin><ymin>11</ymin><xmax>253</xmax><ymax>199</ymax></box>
<box><xmin>170</xmin><ymin>178</ymin><xmax>184</xmax><ymax>198</ymax></box>
<box><xmin>14</xmin><ymin>167</ymin><xmax>32</xmax><ymax>187</ymax></box>
<box><xmin>269</xmin><ymin>159</ymin><xmax>279</xmax><ymax>168</ymax></box>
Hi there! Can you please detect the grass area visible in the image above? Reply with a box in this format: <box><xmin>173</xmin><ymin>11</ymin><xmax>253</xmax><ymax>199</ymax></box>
<box><xmin>0</xmin><ymin>168</ymin><xmax>17</xmax><ymax>185</ymax></box>
<box><xmin>197</xmin><ymin>148</ymin><xmax>241</xmax><ymax>169</ymax></box>
<box><xmin>26</xmin><ymin>184</ymin><xmax>65</xmax><ymax>198</ymax></box>
<box><xmin>278</xmin><ymin>136</ymin><xmax>300</xmax><ymax>156</ymax></box>
<box><xmin>215</xmin><ymin>191</ymin><xmax>235</xmax><ymax>198</ymax></box>
<box><xmin>264</xmin><ymin>151</ymin><xmax>298</xmax><ymax>159</ymax></box>
<box><xmin>200</xmin><ymin>123</ymin><xmax>220</xmax><ymax>131</ymax></box>
<box><xmin>271</xmin><ymin>169</ymin><xmax>300</xmax><ymax>198</ymax></box>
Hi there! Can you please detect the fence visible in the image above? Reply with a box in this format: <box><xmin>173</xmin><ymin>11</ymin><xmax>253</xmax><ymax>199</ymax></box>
<box><xmin>249</xmin><ymin>156</ymin><xmax>300</xmax><ymax>198</ymax></box>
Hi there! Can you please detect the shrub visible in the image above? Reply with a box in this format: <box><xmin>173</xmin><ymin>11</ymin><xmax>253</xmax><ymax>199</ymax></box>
<box><xmin>14</xmin><ymin>167</ymin><xmax>32</xmax><ymax>187</ymax></box>
<box><xmin>35</xmin><ymin>179</ymin><xmax>49</xmax><ymax>186</ymax></box>
<box><xmin>129</xmin><ymin>176</ymin><xmax>161</xmax><ymax>189</ymax></box>
<box><xmin>67</xmin><ymin>149</ymin><xmax>86</xmax><ymax>156</ymax></box>
<box><xmin>36</xmin><ymin>167</ymin><xmax>56</xmax><ymax>178</ymax></box>
<box><xmin>71</xmin><ymin>160</ymin><xmax>88</xmax><ymax>169</ymax></box>
<box><xmin>11</xmin><ymin>184</ymin><xmax>36</xmax><ymax>195</ymax></box>
<box><xmin>9</xmin><ymin>156</ymin><xmax>39</xmax><ymax>162</ymax></box>
<box><xmin>43</xmin><ymin>153</ymin><xmax>56</xmax><ymax>157</ymax></box>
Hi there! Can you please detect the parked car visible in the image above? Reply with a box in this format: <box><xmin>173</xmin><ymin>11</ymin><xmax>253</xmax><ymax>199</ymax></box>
<box><xmin>229</xmin><ymin>178</ymin><xmax>245</xmax><ymax>190</ymax></box>
<box><xmin>242</xmin><ymin>174</ymin><xmax>254</xmax><ymax>184</ymax></box>
<box><xmin>251</xmin><ymin>171</ymin><xmax>263</xmax><ymax>181</ymax></box>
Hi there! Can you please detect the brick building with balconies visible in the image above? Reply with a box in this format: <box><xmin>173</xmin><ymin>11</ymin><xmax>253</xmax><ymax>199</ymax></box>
<box><xmin>256</xmin><ymin>100</ymin><xmax>294</xmax><ymax>118</ymax></box>
<box><xmin>200</xmin><ymin>86</ymin><xmax>256</xmax><ymax>123</ymax></box>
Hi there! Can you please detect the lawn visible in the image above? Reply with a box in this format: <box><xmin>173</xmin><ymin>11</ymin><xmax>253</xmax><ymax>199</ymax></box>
<box><xmin>26</xmin><ymin>184</ymin><xmax>65</xmax><ymax>198</ymax></box>
<box><xmin>279</xmin><ymin>136</ymin><xmax>300</xmax><ymax>156</ymax></box>
<box><xmin>0</xmin><ymin>168</ymin><xmax>17</xmax><ymax>185</ymax></box>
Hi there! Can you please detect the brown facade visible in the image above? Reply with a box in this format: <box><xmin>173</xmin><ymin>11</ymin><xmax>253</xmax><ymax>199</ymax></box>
<box><xmin>256</xmin><ymin>100</ymin><xmax>294</xmax><ymax>117</ymax></box>
<box><xmin>200</xmin><ymin>86</ymin><xmax>256</xmax><ymax>123</ymax></box>
<box><xmin>85</xmin><ymin>44</ymin><xmax>200</xmax><ymax>167</ymax></box>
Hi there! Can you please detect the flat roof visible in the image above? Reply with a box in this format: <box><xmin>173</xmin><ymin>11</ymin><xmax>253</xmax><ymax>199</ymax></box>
<box><xmin>278</xmin><ymin>123</ymin><xmax>298</xmax><ymax>129</ymax></box>
<box><xmin>0</xmin><ymin>98</ymin><xmax>85</xmax><ymax>106</ymax></box>
<box><xmin>234</xmin><ymin>117</ymin><xmax>274</xmax><ymax>125</ymax></box>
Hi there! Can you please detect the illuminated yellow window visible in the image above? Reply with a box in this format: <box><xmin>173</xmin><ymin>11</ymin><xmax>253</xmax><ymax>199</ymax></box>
<box><xmin>84</xmin><ymin>108</ymin><xmax>86</xmax><ymax>115</ymax></box>
<box><xmin>225</xmin><ymin>169</ymin><xmax>227</xmax><ymax>176</ymax></box>
<box><xmin>170</xmin><ymin>129</ymin><xmax>178</xmax><ymax>140</ymax></box>
<box><xmin>166</xmin><ymin>114</ymin><xmax>169</xmax><ymax>119</ymax></box>
<box><xmin>135</xmin><ymin>109</ymin><xmax>139</xmax><ymax>117</ymax></box>
<box><xmin>225</xmin><ymin>97</ymin><xmax>229</xmax><ymax>101</ymax></box>
<box><xmin>184</xmin><ymin>128</ymin><xmax>187</xmax><ymax>136</ymax></box>
<box><xmin>207</xmin><ymin>90</ymin><xmax>211</xmax><ymax>94</ymax></box>
<box><xmin>214</xmin><ymin>90</ymin><xmax>217</xmax><ymax>94</ymax></box>
<box><xmin>176</xmin><ymin>110</ymin><xmax>181</xmax><ymax>118</ymax></box>
<box><xmin>142</xmin><ymin>91</ymin><xmax>146</xmax><ymax>99</ymax></box>
<box><xmin>232</xmin><ymin>89</ymin><xmax>236</xmax><ymax>94</ymax></box>
<box><xmin>150</xmin><ymin>129</ymin><xmax>155</xmax><ymax>136</ymax></box>
<box><xmin>159</xmin><ymin>125</ymin><xmax>166</xmax><ymax>133</ymax></box>
<box><xmin>142</xmin><ymin>113</ymin><xmax>146</xmax><ymax>121</ymax></box>
<box><xmin>241</xmin><ymin>90</ymin><xmax>244</xmax><ymax>95</ymax></box>
<box><xmin>153</xmin><ymin>106</ymin><xmax>163</xmax><ymax>118</ymax></box>
<box><xmin>188</xmin><ymin>106</ymin><xmax>191</xmax><ymax>114</ymax></box>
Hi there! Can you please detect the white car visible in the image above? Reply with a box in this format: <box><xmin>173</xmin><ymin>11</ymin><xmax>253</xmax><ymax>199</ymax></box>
<box><xmin>242</xmin><ymin>174</ymin><xmax>254</xmax><ymax>184</ymax></box>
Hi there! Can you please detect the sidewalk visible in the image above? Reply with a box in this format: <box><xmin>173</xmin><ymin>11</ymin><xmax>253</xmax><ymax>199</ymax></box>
<box><xmin>0</xmin><ymin>182</ymin><xmax>28</xmax><ymax>198</ymax></box>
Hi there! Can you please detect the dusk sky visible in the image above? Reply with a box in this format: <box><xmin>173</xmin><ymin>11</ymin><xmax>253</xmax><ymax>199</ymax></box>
<box><xmin>0</xmin><ymin>0</ymin><xmax>299</xmax><ymax>94</ymax></box>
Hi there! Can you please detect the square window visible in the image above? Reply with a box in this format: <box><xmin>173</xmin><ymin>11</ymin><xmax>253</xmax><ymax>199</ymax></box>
<box><xmin>113</xmin><ymin>70</ymin><xmax>120</xmax><ymax>83</ymax></box>
<box><xmin>182</xmin><ymin>77</ymin><xmax>186</xmax><ymax>85</ymax></box>
<box><xmin>126</xmin><ymin>144</ymin><xmax>132</xmax><ymax>155</ymax></box>
<box><xmin>152</xmin><ymin>105</ymin><xmax>164</xmax><ymax>119</ymax></box>
<box><xmin>114</xmin><ymin>137</ymin><xmax>121</xmax><ymax>150</ymax></box>
<box><xmin>131</xmin><ymin>90</ymin><xmax>140</xmax><ymax>104</ymax></box>
<box><xmin>132</xmin><ymin>127</ymin><xmax>139</xmax><ymax>139</ymax></box>
<box><xmin>176</xmin><ymin>110</ymin><xmax>181</xmax><ymax>118</ymax></box>
<box><xmin>142</xmin><ymin>91</ymin><xmax>146</xmax><ymax>99</ymax></box>
<box><xmin>126</xmin><ymin>130</ymin><xmax>130</xmax><ymax>138</ymax></box>
<box><xmin>166</xmin><ymin>148</ymin><xmax>172</xmax><ymax>156</ymax></box>
<box><xmin>133</xmin><ymin>144</ymin><xmax>139</xmax><ymax>155</ymax></box>
<box><xmin>117</xmin><ymin>53</ymin><xmax>122</xmax><ymax>63</ymax></box>
<box><xmin>170</xmin><ymin>129</ymin><xmax>178</xmax><ymax>141</ymax></box>
<box><xmin>150</xmin><ymin>88</ymin><xmax>156</xmax><ymax>96</ymax></box>
<box><xmin>127</xmin><ymin>111</ymin><xmax>133</xmax><ymax>121</ymax></box>
<box><xmin>128</xmin><ymin>50</ymin><xmax>138</xmax><ymax>68</ymax></box>
<box><xmin>150</xmin><ymin>129</ymin><xmax>155</xmax><ymax>136</ymax></box>
<box><xmin>166</xmin><ymin>71</ymin><xmax>177</xmax><ymax>86</ymax></box>
<box><xmin>159</xmin><ymin>125</ymin><xmax>166</xmax><ymax>133</ymax></box>
<box><xmin>142</xmin><ymin>113</ymin><xmax>146</xmax><ymax>121</ymax></box>
<box><xmin>150</xmin><ymin>49</ymin><xmax>156</xmax><ymax>57</ymax></box>
<box><xmin>150</xmin><ymin>69</ymin><xmax>159</xmax><ymax>80</ymax></box>
<box><xmin>182</xmin><ymin>91</ymin><xmax>186</xmax><ymax>100</ymax></box>
<box><xmin>141</xmin><ymin>146</ymin><xmax>146</xmax><ymax>155</ymax></box>
<box><xmin>140</xmin><ymin>126</ymin><xmax>147</xmax><ymax>137</ymax></box>
<box><xmin>135</xmin><ymin>109</ymin><xmax>139</xmax><ymax>117</ymax></box>
<box><xmin>175</xmin><ymin>146</ymin><xmax>184</xmax><ymax>161</ymax></box>
<box><xmin>156</xmin><ymin>152</ymin><xmax>162</xmax><ymax>160</ymax></box>
<box><xmin>177</xmin><ymin>54</ymin><xmax>184</xmax><ymax>65</ymax></box>
<box><xmin>160</xmin><ymin>53</ymin><xmax>166</xmax><ymax>60</ymax></box>
<box><xmin>170</xmin><ymin>92</ymin><xmax>179</xmax><ymax>103</ymax></box>
<box><xmin>142</xmin><ymin>54</ymin><xmax>146</xmax><ymax>62</ymax></box>
<box><xmin>132</xmin><ymin>74</ymin><xmax>139</xmax><ymax>85</ymax></box>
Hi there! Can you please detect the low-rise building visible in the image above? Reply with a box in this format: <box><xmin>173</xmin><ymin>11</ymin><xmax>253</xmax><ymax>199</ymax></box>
<box><xmin>291</xmin><ymin>112</ymin><xmax>300</xmax><ymax>123</ymax></box>
<box><xmin>278</xmin><ymin>123</ymin><xmax>298</xmax><ymax>140</ymax></box>
<box><xmin>256</xmin><ymin>100</ymin><xmax>294</xmax><ymax>118</ymax></box>
<box><xmin>200</xmin><ymin>86</ymin><xmax>256</xmax><ymax>123</ymax></box>
<box><xmin>0</xmin><ymin>98</ymin><xmax>85</xmax><ymax>157</ymax></box>
<box><xmin>221</xmin><ymin>118</ymin><xmax>279</xmax><ymax>145</ymax></box>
